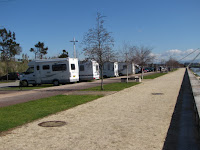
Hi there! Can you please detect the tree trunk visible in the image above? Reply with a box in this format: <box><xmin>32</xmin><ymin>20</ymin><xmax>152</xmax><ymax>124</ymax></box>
<box><xmin>141</xmin><ymin>66</ymin><xmax>144</xmax><ymax>79</ymax></box>
<box><xmin>6</xmin><ymin>58</ymin><xmax>9</xmax><ymax>81</ymax></box>
<box><xmin>126</xmin><ymin>63</ymin><xmax>128</xmax><ymax>83</ymax></box>
<box><xmin>100</xmin><ymin>67</ymin><xmax>104</xmax><ymax>90</ymax></box>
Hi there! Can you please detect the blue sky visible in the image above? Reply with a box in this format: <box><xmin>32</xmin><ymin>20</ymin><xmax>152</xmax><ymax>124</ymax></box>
<box><xmin>1</xmin><ymin>0</ymin><xmax>200</xmax><ymax>62</ymax></box>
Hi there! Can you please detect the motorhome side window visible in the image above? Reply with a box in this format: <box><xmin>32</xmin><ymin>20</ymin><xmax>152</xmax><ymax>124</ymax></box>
<box><xmin>80</xmin><ymin>65</ymin><xmax>84</xmax><ymax>71</ymax></box>
<box><xmin>108</xmin><ymin>64</ymin><xmax>110</xmax><ymax>70</ymax></box>
<box><xmin>71</xmin><ymin>64</ymin><xmax>75</xmax><ymax>70</ymax></box>
<box><xmin>37</xmin><ymin>66</ymin><xmax>40</xmax><ymax>70</ymax></box>
<box><xmin>52</xmin><ymin>64</ymin><xmax>67</xmax><ymax>71</ymax></box>
<box><xmin>43</xmin><ymin>65</ymin><xmax>50</xmax><ymax>70</ymax></box>
<box><xmin>26</xmin><ymin>67</ymin><xmax>34</xmax><ymax>74</ymax></box>
<box><xmin>123</xmin><ymin>65</ymin><xmax>127</xmax><ymax>69</ymax></box>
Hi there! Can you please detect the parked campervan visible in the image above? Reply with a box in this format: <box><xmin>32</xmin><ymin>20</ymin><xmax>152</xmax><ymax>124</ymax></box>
<box><xmin>118</xmin><ymin>62</ymin><xmax>136</xmax><ymax>76</ymax></box>
<box><xmin>20</xmin><ymin>58</ymin><xmax>79</xmax><ymax>86</ymax></box>
<box><xmin>79</xmin><ymin>60</ymin><xmax>100</xmax><ymax>81</ymax></box>
<box><xmin>103</xmin><ymin>62</ymin><xmax>119</xmax><ymax>78</ymax></box>
<box><xmin>135</xmin><ymin>64</ymin><xmax>140</xmax><ymax>74</ymax></box>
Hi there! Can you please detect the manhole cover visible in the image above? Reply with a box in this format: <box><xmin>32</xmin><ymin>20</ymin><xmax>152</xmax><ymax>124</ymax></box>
<box><xmin>38</xmin><ymin>121</ymin><xmax>67</xmax><ymax>127</ymax></box>
<box><xmin>152</xmin><ymin>93</ymin><xmax>164</xmax><ymax>95</ymax></box>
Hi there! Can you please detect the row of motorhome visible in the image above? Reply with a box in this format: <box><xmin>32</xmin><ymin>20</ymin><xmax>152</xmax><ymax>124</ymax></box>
<box><xmin>20</xmin><ymin>58</ymin><xmax>140</xmax><ymax>86</ymax></box>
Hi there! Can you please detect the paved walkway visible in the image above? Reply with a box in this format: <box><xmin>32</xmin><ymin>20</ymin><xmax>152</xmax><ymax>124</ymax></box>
<box><xmin>0</xmin><ymin>69</ymin><xmax>185</xmax><ymax>150</ymax></box>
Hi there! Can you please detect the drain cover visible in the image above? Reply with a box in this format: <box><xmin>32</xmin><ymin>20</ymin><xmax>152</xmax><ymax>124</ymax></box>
<box><xmin>152</xmin><ymin>93</ymin><xmax>164</xmax><ymax>95</ymax></box>
<box><xmin>38</xmin><ymin>121</ymin><xmax>67</xmax><ymax>127</ymax></box>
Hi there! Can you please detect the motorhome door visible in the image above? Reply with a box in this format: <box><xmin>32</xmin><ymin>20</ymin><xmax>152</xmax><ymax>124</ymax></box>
<box><xmin>35</xmin><ymin>65</ymin><xmax>41</xmax><ymax>84</ymax></box>
<box><xmin>40</xmin><ymin>64</ymin><xmax>53</xmax><ymax>83</ymax></box>
<box><xmin>24</xmin><ymin>66</ymin><xmax>36</xmax><ymax>84</ymax></box>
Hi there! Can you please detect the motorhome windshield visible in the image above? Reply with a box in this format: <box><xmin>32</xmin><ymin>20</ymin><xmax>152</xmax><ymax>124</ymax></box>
<box><xmin>26</xmin><ymin>67</ymin><xmax>34</xmax><ymax>74</ymax></box>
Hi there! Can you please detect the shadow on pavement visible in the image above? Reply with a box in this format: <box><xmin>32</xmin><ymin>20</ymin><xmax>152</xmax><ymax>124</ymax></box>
<box><xmin>162</xmin><ymin>69</ymin><xmax>200</xmax><ymax>150</ymax></box>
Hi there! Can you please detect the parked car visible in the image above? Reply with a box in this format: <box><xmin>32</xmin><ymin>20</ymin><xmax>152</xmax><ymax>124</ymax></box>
<box><xmin>0</xmin><ymin>72</ymin><xmax>20</xmax><ymax>80</ymax></box>
<box><xmin>138</xmin><ymin>68</ymin><xmax>148</xmax><ymax>73</ymax></box>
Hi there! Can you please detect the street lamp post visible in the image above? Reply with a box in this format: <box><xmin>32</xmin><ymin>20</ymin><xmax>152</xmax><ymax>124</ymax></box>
<box><xmin>70</xmin><ymin>37</ymin><xmax>78</xmax><ymax>58</ymax></box>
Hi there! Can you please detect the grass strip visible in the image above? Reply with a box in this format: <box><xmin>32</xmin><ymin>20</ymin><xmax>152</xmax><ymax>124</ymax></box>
<box><xmin>143</xmin><ymin>69</ymin><xmax>179</xmax><ymax>79</ymax></box>
<box><xmin>171</xmin><ymin>68</ymin><xmax>178</xmax><ymax>72</ymax></box>
<box><xmin>143</xmin><ymin>73</ymin><xmax>167</xmax><ymax>79</ymax></box>
<box><xmin>83</xmin><ymin>82</ymin><xmax>140</xmax><ymax>91</ymax></box>
<box><xmin>0</xmin><ymin>95</ymin><xmax>102</xmax><ymax>132</ymax></box>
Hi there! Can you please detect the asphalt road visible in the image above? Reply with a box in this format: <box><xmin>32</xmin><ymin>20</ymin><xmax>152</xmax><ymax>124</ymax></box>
<box><xmin>0</xmin><ymin>72</ymin><xmax>156</xmax><ymax>107</ymax></box>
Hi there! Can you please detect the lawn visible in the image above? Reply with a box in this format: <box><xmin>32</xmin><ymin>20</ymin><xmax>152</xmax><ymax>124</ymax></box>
<box><xmin>82</xmin><ymin>82</ymin><xmax>140</xmax><ymax>91</ymax></box>
<box><xmin>0</xmin><ymin>95</ymin><xmax>102</xmax><ymax>132</ymax></box>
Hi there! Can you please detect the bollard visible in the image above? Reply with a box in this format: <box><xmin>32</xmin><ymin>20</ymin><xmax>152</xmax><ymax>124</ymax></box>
<box><xmin>136</xmin><ymin>77</ymin><xmax>141</xmax><ymax>82</ymax></box>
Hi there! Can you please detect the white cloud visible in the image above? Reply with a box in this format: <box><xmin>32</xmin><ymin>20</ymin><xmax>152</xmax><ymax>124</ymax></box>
<box><xmin>153</xmin><ymin>49</ymin><xmax>200</xmax><ymax>63</ymax></box>
<box><xmin>150</xmin><ymin>53</ymin><xmax>160</xmax><ymax>58</ymax></box>
<box><xmin>161</xmin><ymin>49</ymin><xmax>183</xmax><ymax>57</ymax></box>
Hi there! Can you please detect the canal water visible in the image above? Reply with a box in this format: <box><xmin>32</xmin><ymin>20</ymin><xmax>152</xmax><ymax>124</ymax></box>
<box><xmin>190</xmin><ymin>68</ymin><xmax>200</xmax><ymax>76</ymax></box>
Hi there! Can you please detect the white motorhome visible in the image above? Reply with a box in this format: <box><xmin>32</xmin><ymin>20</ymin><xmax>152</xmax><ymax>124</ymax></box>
<box><xmin>20</xmin><ymin>58</ymin><xmax>79</xmax><ymax>86</ymax></box>
<box><xmin>103</xmin><ymin>62</ymin><xmax>119</xmax><ymax>78</ymax></box>
<box><xmin>79</xmin><ymin>60</ymin><xmax>100</xmax><ymax>81</ymax></box>
<box><xmin>118</xmin><ymin>62</ymin><xmax>136</xmax><ymax>76</ymax></box>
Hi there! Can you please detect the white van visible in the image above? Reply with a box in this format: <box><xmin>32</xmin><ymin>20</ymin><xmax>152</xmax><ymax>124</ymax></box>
<box><xmin>118</xmin><ymin>62</ymin><xmax>136</xmax><ymax>76</ymax></box>
<box><xmin>20</xmin><ymin>58</ymin><xmax>79</xmax><ymax>86</ymax></box>
<box><xmin>103</xmin><ymin>62</ymin><xmax>119</xmax><ymax>78</ymax></box>
<box><xmin>79</xmin><ymin>60</ymin><xmax>100</xmax><ymax>81</ymax></box>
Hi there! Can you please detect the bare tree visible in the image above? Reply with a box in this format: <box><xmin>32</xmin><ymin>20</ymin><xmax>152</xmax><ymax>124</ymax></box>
<box><xmin>130</xmin><ymin>45</ymin><xmax>155</xmax><ymax>79</ymax></box>
<box><xmin>118</xmin><ymin>43</ymin><xmax>136</xmax><ymax>82</ymax></box>
<box><xmin>166</xmin><ymin>57</ymin><xmax>180</xmax><ymax>70</ymax></box>
<box><xmin>82</xmin><ymin>12</ymin><xmax>114</xmax><ymax>90</ymax></box>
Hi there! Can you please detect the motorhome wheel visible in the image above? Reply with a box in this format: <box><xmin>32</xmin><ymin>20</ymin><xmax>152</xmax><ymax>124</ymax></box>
<box><xmin>53</xmin><ymin>80</ymin><xmax>59</xmax><ymax>86</ymax></box>
<box><xmin>21</xmin><ymin>80</ymin><xmax>28</xmax><ymax>87</ymax></box>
